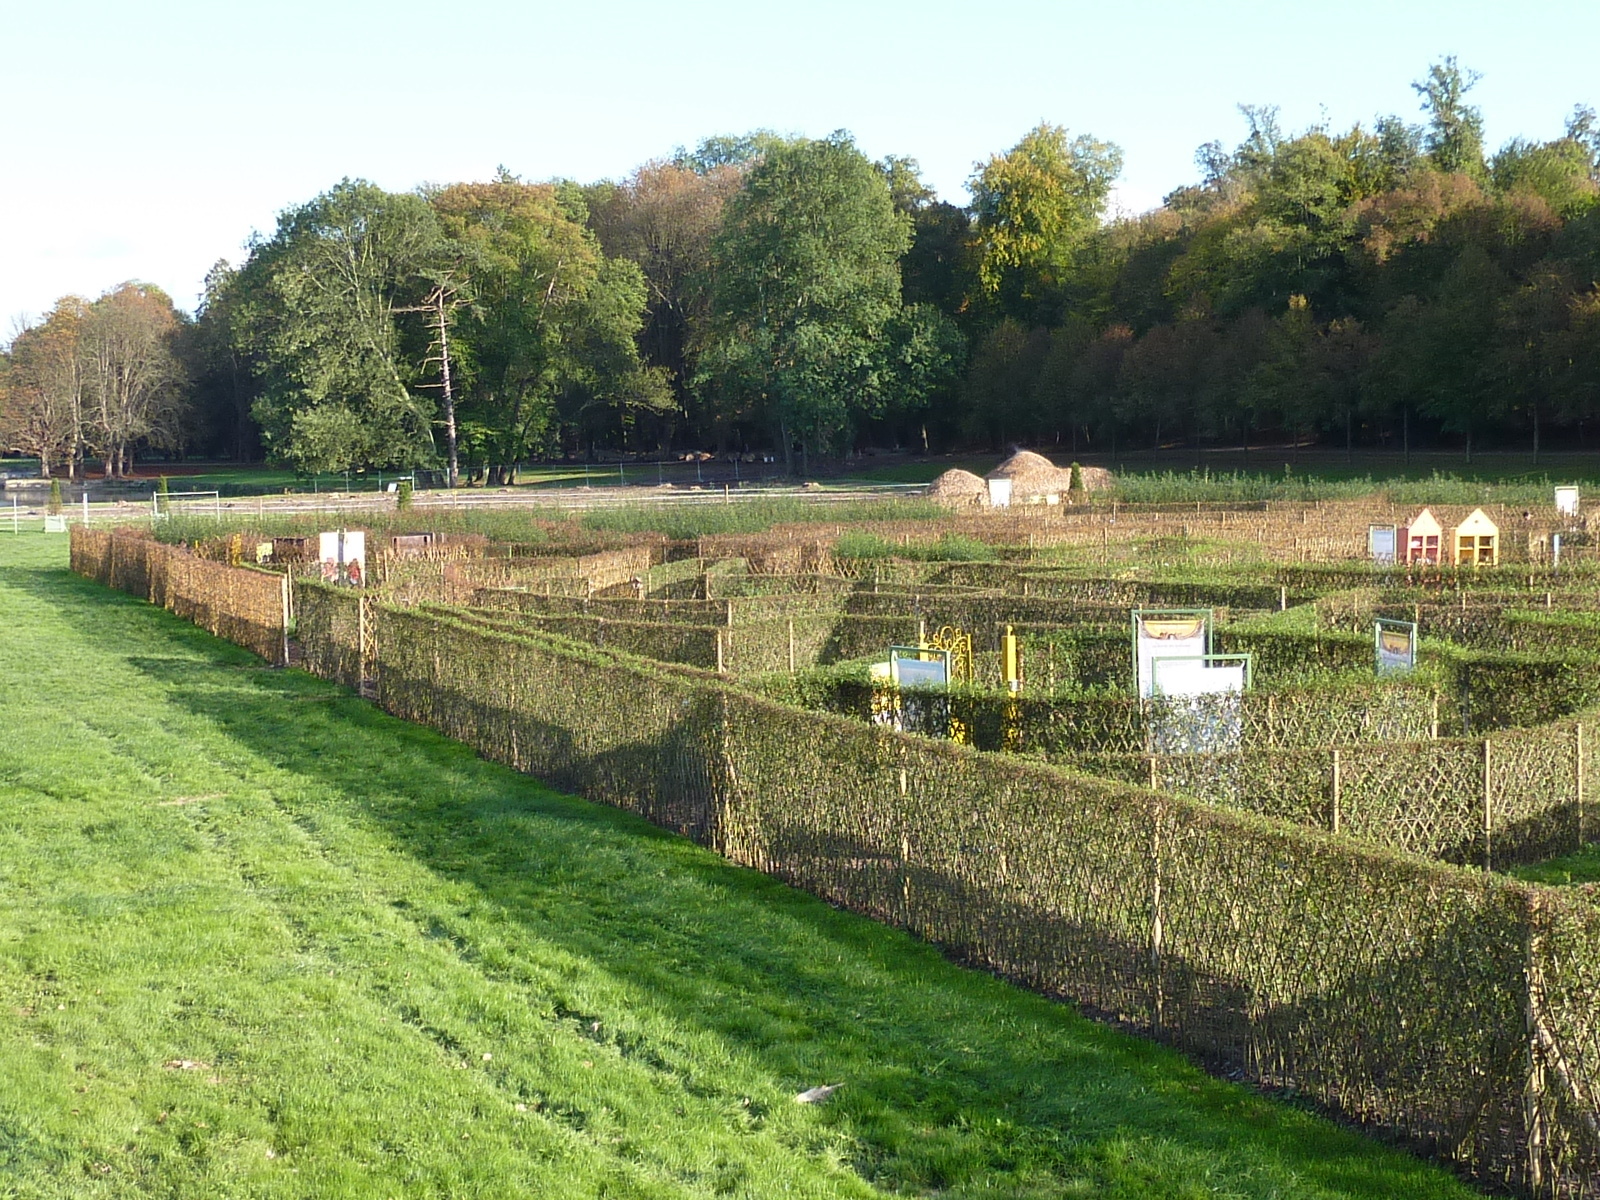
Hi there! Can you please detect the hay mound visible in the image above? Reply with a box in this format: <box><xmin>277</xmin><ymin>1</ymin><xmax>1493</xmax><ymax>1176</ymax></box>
<box><xmin>987</xmin><ymin>450</ymin><xmax>1072</xmax><ymax>502</ymax></box>
<box><xmin>927</xmin><ymin>468</ymin><xmax>989</xmax><ymax>507</ymax></box>
<box><xmin>1077</xmin><ymin>465</ymin><xmax>1115</xmax><ymax>491</ymax></box>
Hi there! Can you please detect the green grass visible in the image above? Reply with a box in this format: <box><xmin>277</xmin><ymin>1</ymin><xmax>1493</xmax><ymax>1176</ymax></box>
<box><xmin>577</xmin><ymin>497</ymin><xmax>945</xmax><ymax>539</ymax></box>
<box><xmin>1511</xmin><ymin>843</ymin><xmax>1600</xmax><ymax>886</ymax></box>
<box><xmin>0</xmin><ymin>532</ymin><xmax>1481</xmax><ymax>1198</ymax></box>
<box><xmin>841</xmin><ymin>450</ymin><xmax>1600</xmax><ymax>505</ymax></box>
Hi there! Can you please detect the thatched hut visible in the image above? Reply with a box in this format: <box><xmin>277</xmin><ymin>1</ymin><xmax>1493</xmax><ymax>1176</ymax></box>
<box><xmin>926</xmin><ymin>468</ymin><xmax>989</xmax><ymax>508</ymax></box>
<box><xmin>986</xmin><ymin>450</ymin><xmax>1075</xmax><ymax>506</ymax></box>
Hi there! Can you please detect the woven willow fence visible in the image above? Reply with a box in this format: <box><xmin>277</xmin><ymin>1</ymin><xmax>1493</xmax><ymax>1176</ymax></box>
<box><xmin>73</xmin><ymin>528</ymin><xmax>288</xmax><ymax>665</ymax></box>
<box><xmin>71</xmin><ymin>524</ymin><xmax>1600</xmax><ymax>1193</ymax></box>
<box><xmin>1075</xmin><ymin>720</ymin><xmax>1590</xmax><ymax>870</ymax></box>
<box><xmin>362</xmin><ymin>606</ymin><xmax>1600</xmax><ymax>1195</ymax></box>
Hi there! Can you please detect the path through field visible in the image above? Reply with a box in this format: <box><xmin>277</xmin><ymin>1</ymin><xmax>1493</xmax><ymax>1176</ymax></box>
<box><xmin>0</xmin><ymin>532</ymin><xmax>1478</xmax><ymax>1198</ymax></box>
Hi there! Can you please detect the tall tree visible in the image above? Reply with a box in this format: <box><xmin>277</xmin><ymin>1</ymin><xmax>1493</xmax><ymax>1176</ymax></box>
<box><xmin>0</xmin><ymin>299</ymin><xmax>89</xmax><ymax>478</ymax></box>
<box><xmin>586</xmin><ymin>159</ymin><xmax>744</xmax><ymax>444</ymax></box>
<box><xmin>80</xmin><ymin>283</ymin><xmax>187</xmax><ymax>477</ymax></box>
<box><xmin>1414</xmin><ymin>58</ymin><xmax>1487</xmax><ymax>179</ymax></box>
<box><xmin>432</xmin><ymin>178</ymin><xmax>663</xmax><ymax>481</ymax></box>
<box><xmin>699</xmin><ymin>133</ymin><xmax>923</xmax><ymax>472</ymax></box>
<box><xmin>968</xmin><ymin>123</ymin><xmax>1123</xmax><ymax>322</ymax></box>
<box><xmin>242</xmin><ymin>180</ymin><xmax>445</xmax><ymax>473</ymax></box>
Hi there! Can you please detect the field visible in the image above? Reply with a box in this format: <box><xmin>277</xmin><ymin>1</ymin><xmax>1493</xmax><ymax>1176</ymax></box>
<box><xmin>0</xmin><ymin>529</ymin><xmax>1485</xmax><ymax>1198</ymax></box>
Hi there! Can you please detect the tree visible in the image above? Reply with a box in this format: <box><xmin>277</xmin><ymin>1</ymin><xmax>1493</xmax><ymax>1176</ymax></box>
<box><xmin>969</xmin><ymin>123</ymin><xmax>1122</xmax><ymax>321</ymax></box>
<box><xmin>182</xmin><ymin>261</ymin><xmax>260</xmax><ymax>461</ymax></box>
<box><xmin>587</xmin><ymin>159</ymin><xmax>744</xmax><ymax>445</ymax></box>
<box><xmin>1414</xmin><ymin>58</ymin><xmax>1487</xmax><ymax>179</ymax></box>
<box><xmin>80</xmin><ymin>283</ymin><xmax>187</xmax><ymax>477</ymax></box>
<box><xmin>242</xmin><ymin>180</ymin><xmax>445</xmax><ymax>473</ymax></box>
<box><xmin>1</xmin><ymin>299</ymin><xmax>88</xmax><ymax>478</ymax></box>
<box><xmin>698</xmin><ymin>133</ymin><xmax>918</xmax><ymax>472</ymax></box>
<box><xmin>432</xmin><ymin>178</ymin><xmax>662</xmax><ymax>480</ymax></box>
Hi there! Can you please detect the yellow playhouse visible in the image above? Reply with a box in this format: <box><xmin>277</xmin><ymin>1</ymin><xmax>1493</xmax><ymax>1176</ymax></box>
<box><xmin>1399</xmin><ymin>507</ymin><xmax>1498</xmax><ymax>567</ymax></box>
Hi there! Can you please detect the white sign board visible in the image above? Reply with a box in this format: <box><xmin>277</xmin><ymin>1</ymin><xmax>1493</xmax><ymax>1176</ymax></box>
<box><xmin>43</xmin><ymin>514</ymin><xmax>67</xmax><ymax>533</ymax></box>
<box><xmin>1368</xmin><ymin>525</ymin><xmax>1397</xmax><ymax>564</ymax></box>
<box><xmin>319</xmin><ymin>530</ymin><xmax>367</xmax><ymax>586</ymax></box>
<box><xmin>1556</xmin><ymin>486</ymin><xmax>1580</xmax><ymax>516</ymax></box>
<box><xmin>1151</xmin><ymin>656</ymin><xmax>1247</xmax><ymax>698</ymax></box>
<box><xmin>986</xmin><ymin>478</ymin><xmax>1012</xmax><ymax>508</ymax></box>
<box><xmin>1134</xmin><ymin>611</ymin><xmax>1210</xmax><ymax>699</ymax></box>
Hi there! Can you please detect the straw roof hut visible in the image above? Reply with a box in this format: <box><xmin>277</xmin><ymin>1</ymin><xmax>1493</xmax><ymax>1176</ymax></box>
<box><xmin>926</xmin><ymin>468</ymin><xmax>989</xmax><ymax>507</ymax></box>
<box><xmin>986</xmin><ymin>450</ymin><xmax>1075</xmax><ymax>504</ymax></box>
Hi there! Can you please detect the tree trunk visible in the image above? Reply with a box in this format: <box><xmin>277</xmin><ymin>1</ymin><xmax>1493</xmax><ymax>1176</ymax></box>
<box><xmin>1533</xmin><ymin>400</ymin><xmax>1541</xmax><ymax>464</ymax></box>
<box><xmin>1403</xmin><ymin>406</ymin><xmax>1411</xmax><ymax>468</ymax></box>
<box><xmin>1345</xmin><ymin>406</ymin><xmax>1353</xmax><ymax>464</ymax></box>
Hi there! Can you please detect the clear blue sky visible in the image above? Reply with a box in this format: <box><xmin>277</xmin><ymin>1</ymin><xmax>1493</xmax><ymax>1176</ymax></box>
<box><xmin>3</xmin><ymin>0</ymin><xmax>1597</xmax><ymax>327</ymax></box>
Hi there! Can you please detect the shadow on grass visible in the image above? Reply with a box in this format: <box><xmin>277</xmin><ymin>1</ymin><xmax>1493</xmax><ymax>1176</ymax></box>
<box><xmin>5</xmin><ymin>558</ymin><xmax>1483</xmax><ymax>1198</ymax></box>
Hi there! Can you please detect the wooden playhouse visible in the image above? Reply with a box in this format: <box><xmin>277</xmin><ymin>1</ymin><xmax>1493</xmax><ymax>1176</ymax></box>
<box><xmin>1398</xmin><ymin>507</ymin><xmax>1499</xmax><ymax>566</ymax></box>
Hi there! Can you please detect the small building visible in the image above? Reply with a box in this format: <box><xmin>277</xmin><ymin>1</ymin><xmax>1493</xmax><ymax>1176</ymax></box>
<box><xmin>1398</xmin><ymin>507</ymin><xmax>1498</xmax><ymax>567</ymax></box>
<box><xmin>1451</xmin><ymin>508</ymin><xmax>1499</xmax><ymax>566</ymax></box>
<box><xmin>1398</xmin><ymin>508</ymin><xmax>1443</xmax><ymax>564</ymax></box>
<box><xmin>985</xmin><ymin>450</ymin><xmax>1072</xmax><ymax>506</ymax></box>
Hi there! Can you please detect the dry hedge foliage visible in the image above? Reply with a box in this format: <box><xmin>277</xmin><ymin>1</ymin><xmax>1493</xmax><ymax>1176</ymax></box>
<box><xmin>71</xmin><ymin>523</ymin><xmax>1600</xmax><ymax>1196</ymax></box>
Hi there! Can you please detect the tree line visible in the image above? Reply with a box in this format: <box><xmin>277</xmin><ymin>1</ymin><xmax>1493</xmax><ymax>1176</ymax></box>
<box><xmin>4</xmin><ymin>59</ymin><xmax>1598</xmax><ymax>479</ymax></box>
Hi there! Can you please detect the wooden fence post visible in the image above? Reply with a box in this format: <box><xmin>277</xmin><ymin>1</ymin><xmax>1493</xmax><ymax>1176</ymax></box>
<box><xmin>1577</xmin><ymin>721</ymin><xmax>1586</xmax><ymax>848</ymax></box>
<box><xmin>1331</xmin><ymin>747</ymin><xmax>1342</xmax><ymax>833</ymax></box>
<box><xmin>1484</xmin><ymin>738</ymin><xmax>1494</xmax><ymax>872</ymax></box>
<box><xmin>1524</xmin><ymin>898</ymin><xmax>1548</xmax><ymax>1193</ymax></box>
<box><xmin>279</xmin><ymin>573</ymin><xmax>291</xmax><ymax>667</ymax></box>
<box><xmin>1149</xmin><ymin>803</ymin><xmax>1165</xmax><ymax>1034</ymax></box>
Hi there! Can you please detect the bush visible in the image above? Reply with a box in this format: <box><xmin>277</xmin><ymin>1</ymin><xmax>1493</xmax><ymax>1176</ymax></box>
<box><xmin>47</xmin><ymin>478</ymin><xmax>63</xmax><ymax>515</ymax></box>
<box><xmin>396</xmin><ymin>480</ymin><xmax>414</xmax><ymax>511</ymax></box>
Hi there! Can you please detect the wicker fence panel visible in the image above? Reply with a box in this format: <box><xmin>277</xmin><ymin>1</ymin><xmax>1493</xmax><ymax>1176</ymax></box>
<box><xmin>365</xmin><ymin>606</ymin><xmax>1599</xmax><ymax>1193</ymax></box>
<box><xmin>295</xmin><ymin>583</ymin><xmax>366</xmax><ymax>688</ymax></box>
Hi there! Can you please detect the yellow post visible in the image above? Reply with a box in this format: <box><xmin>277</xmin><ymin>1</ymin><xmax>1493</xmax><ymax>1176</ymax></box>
<box><xmin>1002</xmin><ymin>623</ymin><xmax>1021</xmax><ymax>693</ymax></box>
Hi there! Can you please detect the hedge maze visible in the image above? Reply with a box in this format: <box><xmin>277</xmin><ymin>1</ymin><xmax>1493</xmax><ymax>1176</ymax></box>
<box><xmin>69</xmin><ymin>499</ymin><xmax>1600</xmax><ymax>1196</ymax></box>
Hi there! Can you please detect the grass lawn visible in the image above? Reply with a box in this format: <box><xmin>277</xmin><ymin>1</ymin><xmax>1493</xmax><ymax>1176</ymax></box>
<box><xmin>1511</xmin><ymin>843</ymin><xmax>1600</xmax><ymax>886</ymax></box>
<box><xmin>0</xmin><ymin>532</ymin><xmax>1480</xmax><ymax>1198</ymax></box>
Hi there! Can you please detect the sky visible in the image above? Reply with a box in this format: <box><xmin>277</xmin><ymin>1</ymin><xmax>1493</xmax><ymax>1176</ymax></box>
<box><xmin>4</xmin><ymin>0</ymin><xmax>1598</xmax><ymax>328</ymax></box>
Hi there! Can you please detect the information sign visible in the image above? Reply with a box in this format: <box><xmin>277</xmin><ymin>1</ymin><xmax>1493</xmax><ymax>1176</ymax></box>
<box><xmin>1375</xmin><ymin>618</ymin><xmax>1417</xmax><ymax>674</ymax></box>
<box><xmin>1133</xmin><ymin>609</ymin><xmax>1211</xmax><ymax>698</ymax></box>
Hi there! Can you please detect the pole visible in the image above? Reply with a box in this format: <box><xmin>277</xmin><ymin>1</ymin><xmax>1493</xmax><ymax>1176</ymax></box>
<box><xmin>1484</xmin><ymin>738</ymin><xmax>1494</xmax><ymax>872</ymax></box>
<box><xmin>83</xmin><ymin>490</ymin><xmax>89</xmax><ymax>526</ymax></box>
<box><xmin>1331</xmin><ymin>748</ymin><xmax>1342</xmax><ymax>833</ymax></box>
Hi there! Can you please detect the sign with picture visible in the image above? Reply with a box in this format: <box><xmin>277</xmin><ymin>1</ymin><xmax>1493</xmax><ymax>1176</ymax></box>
<box><xmin>1375</xmin><ymin>618</ymin><xmax>1417</xmax><ymax>674</ymax></box>
<box><xmin>1556</xmin><ymin>486</ymin><xmax>1580</xmax><ymax>516</ymax></box>
<box><xmin>319</xmin><ymin>530</ymin><xmax>366</xmax><ymax>587</ymax></box>
<box><xmin>1133</xmin><ymin>609</ymin><xmax>1211</xmax><ymax>699</ymax></box>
